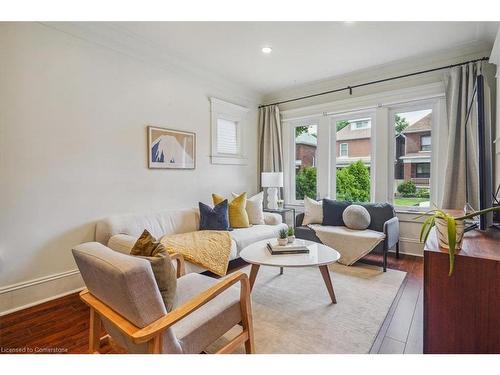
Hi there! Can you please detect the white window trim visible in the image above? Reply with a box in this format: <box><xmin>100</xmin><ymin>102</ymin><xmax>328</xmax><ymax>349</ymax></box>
<box><xmin>280</xmin><ymin>82</ymin><xmax>446</xmax><ymax>209</ymax></box>
<box><xmin>284</xmin><ymin>118</ymin><xmax>321</xmax><ymax>205</ymax></box>
<box><xmin>330</xmin><ymin>111</ymin><xmax>376</xmax><ymax>202</ymax></box>
<box><xmin>210</xmin><ymin>97</ymin><xmax>249</xmax><ymax>165</ymax></box>
<box><xmin>387</xmin><ymin>99</ymin><xmax>442</xmax><ymax>212</ymax></box>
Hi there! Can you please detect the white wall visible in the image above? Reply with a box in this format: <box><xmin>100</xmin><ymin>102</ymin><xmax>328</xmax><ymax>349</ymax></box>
<box><xmin>272</xmin><ymin>43</ymin><xmax>495</xmax><ymax>257</ymax></box>
<box><xmin>0</xmin><ymin>23</ymin><xmax>262</xmax><ymax>314</ymax></box>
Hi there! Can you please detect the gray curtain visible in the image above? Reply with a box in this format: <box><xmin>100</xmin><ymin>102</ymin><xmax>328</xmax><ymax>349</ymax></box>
<box><xmin>258</xmin><ymin>105</ymin><xmax>283</xmax><ymax>191</ymax></box>
<box><xmin>258</xmin><ymin>105</ymin><xmax>283</xmax><ymax>174</ymax></box>
<box><xmin>441</xmin><ymin>62</ymin><xmax>484</xmax><ymax>209</ymax></box>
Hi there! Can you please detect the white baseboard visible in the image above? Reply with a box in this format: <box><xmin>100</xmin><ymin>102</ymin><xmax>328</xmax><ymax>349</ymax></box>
<box><xmin>0</xmin><ymin>269</ymin><xmax>84</xmax><ymax>316</ymax></box>
<box><xmin>396</xmin><ymin>236</ymin><xmax>424</xmax><ymax>257</ymax></box>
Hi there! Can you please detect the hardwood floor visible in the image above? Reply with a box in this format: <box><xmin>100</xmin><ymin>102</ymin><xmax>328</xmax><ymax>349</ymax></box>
<box><xmin>0</xmin><ymin>252</ymin><xmax>423</xmax><ymax>354</ymax></box>
<box><xmin>364</xmin><ymin>252</ymin><xmax>424</xmax><ymax>354</ymax></box>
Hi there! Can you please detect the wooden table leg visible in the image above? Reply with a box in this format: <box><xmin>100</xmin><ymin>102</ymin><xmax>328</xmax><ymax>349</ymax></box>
<box><xmin>319</xmin><ymin>265</ymin><xmax>337</xmax><ymax>304</ymax></box>
<box><xmin>249</xmin><ymin>264</ymin><xmax>260</xmax><ymax>291</ymax></box>
<box><xmin>279</xmin><ymin>267</ymin><xmax>283</xmax><ymax>275</ymax></box>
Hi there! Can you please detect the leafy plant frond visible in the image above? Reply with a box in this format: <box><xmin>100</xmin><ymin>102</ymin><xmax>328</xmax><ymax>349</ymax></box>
<box><xmin>419</xmin><ymin>215</ymin><xmax>435</xmax><ymax>244</ymax></box>
<box><xmin>456</xmin><ymin>206</ymin><xmax>500</xmax><ymax>220</ymax></box>
<box><xmin>446</xmin><ymin>216</ymin><xmax>457</xmax><ymax>276</ymax></box>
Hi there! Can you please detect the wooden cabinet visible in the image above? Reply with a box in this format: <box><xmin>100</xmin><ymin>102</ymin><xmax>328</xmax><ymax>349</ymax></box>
<box><xmin>424</xmin><ymin>228</ymin><xmax>500</xmax><ymax>353</ymax></box>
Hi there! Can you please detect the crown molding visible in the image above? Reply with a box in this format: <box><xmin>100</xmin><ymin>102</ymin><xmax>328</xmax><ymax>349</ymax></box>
<box><xmin>40</xmin><ymin>22</ymin><xmax>263</xmax><ymax>105</ymax></box>
<box><xmin>489</xmin><ymin>27</ymin><xmax>500</xmax><ymax>77</ymax></box>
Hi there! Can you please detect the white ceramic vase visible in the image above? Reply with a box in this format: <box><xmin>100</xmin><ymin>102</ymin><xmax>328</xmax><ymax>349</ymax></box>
<box><xmin>434</xmin><ymin>217</ymin><xmax>465</xmax><ymax>251</ymax></box>
<box><xmin>287</xmin><ymin>235</ymin><xmax>295</xmax><ymax>244</ymax></box>
<box><xmin>278</xmin><ymin>238</ymin><xmax>288</xmax><ymax>246</ymax></box>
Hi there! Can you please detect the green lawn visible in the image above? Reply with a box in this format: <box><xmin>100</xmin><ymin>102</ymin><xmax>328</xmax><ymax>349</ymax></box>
<box><xmin>394</xmin><ymin>197</ymin><xmax>429</xmax><ymax>207</ymax></box>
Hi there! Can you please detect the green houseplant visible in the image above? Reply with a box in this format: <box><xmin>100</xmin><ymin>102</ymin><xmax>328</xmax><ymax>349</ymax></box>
<box><xmin>419</xmin><ymin>206</ymin><xmax>500</xmax><ymax>276</ymax></box>
<box><xmin>278</xmin><ymin>228</ymin><xmax>288</xmax><ymax>246</ymax></box>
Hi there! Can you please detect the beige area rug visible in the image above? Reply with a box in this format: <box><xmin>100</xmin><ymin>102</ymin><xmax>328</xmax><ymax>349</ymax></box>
<box><xmin>207</xmin><ymin>263</ymin><xmax>406</xmax><ymax>354</ymax></box>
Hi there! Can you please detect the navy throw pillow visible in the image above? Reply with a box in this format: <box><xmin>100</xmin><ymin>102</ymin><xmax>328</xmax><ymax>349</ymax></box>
<box><xmin>199</xmin><ymin>200</ymin><xmax>230</xmax><ymax>231</ymax></box>
<box><xmin>322</xmin><ymin>198</ymin><xmax>350</xmax><ymax>226</ymax></box>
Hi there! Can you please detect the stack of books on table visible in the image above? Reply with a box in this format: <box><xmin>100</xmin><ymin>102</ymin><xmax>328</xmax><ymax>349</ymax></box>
<box><xmin>266</xmin><ymin>239</ymin><xmax>310</xmax><ymax>255</ymax></box>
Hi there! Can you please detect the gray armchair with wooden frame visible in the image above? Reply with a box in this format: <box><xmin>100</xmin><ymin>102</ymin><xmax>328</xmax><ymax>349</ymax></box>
<box><xmin>72</xmin><ymin>242</ymin><xmax>254</xmax><ymax>354</ymax></box>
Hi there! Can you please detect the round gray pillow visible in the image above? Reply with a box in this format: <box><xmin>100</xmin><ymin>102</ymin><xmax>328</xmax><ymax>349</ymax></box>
<box><xmin>342</xmin><ymin>204</ymin><xmax>371</xmax><ymax>230</ymax></box>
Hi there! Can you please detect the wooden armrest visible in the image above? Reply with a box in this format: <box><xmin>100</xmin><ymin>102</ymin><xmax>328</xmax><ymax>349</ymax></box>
<box><xmin>170</xmin><ymin>252</ymin><xmax>185</xmax><ymax>278</ymax></box>
<box><xmin>132</xmin><ymin>271</ymin><xmax>250</xmax><ymax>344</ymax></box>
<box><xmin>80</xmin><ymin>289</ymin><xmax>141</xmax><ymax>339</ymax></box>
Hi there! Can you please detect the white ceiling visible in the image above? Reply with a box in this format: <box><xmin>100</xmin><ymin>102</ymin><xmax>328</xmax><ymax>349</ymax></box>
<box><xmin>107</xmin><ymin>22</ymin><xmax>499</xmax><ymax>94</ymax></box>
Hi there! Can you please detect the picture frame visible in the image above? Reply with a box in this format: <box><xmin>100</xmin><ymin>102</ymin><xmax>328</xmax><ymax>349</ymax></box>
<box><xmin>147</xmin><ymin>126</ymin><xmax>196</xmax><ymax>169</ymax></box>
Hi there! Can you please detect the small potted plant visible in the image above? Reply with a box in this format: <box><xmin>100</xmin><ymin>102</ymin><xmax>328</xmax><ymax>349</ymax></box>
<box><xmin>287</xmin><ymin>227</ymin><xmax>295</xmax><ymax>243</ymax></box>
<box><xmin>419</xmin><ymin>206</ymin><xmax>500</xmax><ymax>276</ymax></box>
<box><xmin>278</xmin><ymin>228</ymin><xmax>288</xmax><ymax>246</ymax></box>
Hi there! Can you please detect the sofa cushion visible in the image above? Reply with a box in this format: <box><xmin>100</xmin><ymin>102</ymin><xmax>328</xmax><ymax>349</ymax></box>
<box><xmin>199</xmin><ymin>200</ymin><xmax>230</xmax><ymax>231</ymax></box>
<box><xmin>303</xmin><ymin>196</ymin><xmax>323</xmax><ymax>225</ymax></box>
<box><xmin>230</xmin><ymin>223</ymin><xmax>288</xmax><ymax>252</ymax></box>
<box><xmin>107</xmin><ymin>234</ymin><xmax>137</xmax><ymax>254</ymax></box>
<box><xmin>95</xmin><ymin>208</ymin><xmax>200</xmax><ymax>245</ymax></box>
<box><xmin>342</xmin><ymin>204</ymin><xmax>371</xmax><ymax>230</ymax></box>
<box><xmin>322</xmin><ymin>198</ymin><xmax>350</xmax><ymax>226</ymax></box>
<box><xmin>213</xmin><ymin>193</ymin><xmax>250</xmax><ymax>228</ymax></box>
<box><xmin>263</xmin><ymin>212</ymin><xmax>282</xmax><ymax>225</ymax></box>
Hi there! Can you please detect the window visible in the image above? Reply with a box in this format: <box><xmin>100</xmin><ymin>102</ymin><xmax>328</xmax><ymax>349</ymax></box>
<box><xmin>416</xmin><ymin>163</ymin><xmax>430</xmax><ymax>178</ymax></box>
<box><xmin>210</xmin><ymin>97</ymin><xmax>248</xmax><ymax>165</ymax></box>
<box><xmin>333</xmin><ymin>115</ymin><xmax>373</xmax><ymax>202</ymax></box>
<box><xmin>216</xmin><ymin>118</ymin><xmax>238</xmax><ymax>154</ymax></box>
<box><xmin>293</xmin><ymin>122</ymin><xmax>318</xmax><ymax>201</ymax></box>
<box><xmin>421</xmin><ymin>135</ymin><xmax>431</xmax><ymax>151</ymax></box>
<box><xmin>351</xmin><ymin>120</ymin><xmax>370</xmax><ymax>130</ymax></box>
<box><xmin>339</xmin><ymin>143</ymin><xmax>348</xmax><ymax>157</ymax></box>
<box><xmin>392</xmin><ymin>108</ymin><xmax>432</xmax><ymax>208</ymax></box>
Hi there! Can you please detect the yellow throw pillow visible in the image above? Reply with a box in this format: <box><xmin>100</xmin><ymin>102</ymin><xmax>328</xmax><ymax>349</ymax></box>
<box><xmin>212</xmin><ymin>192</ymin><xmax>250</xmax><ymax>228</ymax></box>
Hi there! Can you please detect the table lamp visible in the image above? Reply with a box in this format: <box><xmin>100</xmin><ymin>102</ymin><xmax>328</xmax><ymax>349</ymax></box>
<box><xmin>261</xmin><ymin>172</ymin><xmax>284</xmax><ymax>209</ymax></box>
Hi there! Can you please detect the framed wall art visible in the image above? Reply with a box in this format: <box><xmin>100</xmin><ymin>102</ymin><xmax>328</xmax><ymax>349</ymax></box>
<box><xmin>148</xmin><ymin>126</ymin><xmax>196</xmax><ymax>169</ymax></box>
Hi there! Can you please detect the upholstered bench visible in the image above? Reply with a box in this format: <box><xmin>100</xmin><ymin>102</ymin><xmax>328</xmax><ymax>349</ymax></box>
<box><xmin>295</xmin><ymin>202</ymin><xmax>400</xmax><ymax>271</ymax></box>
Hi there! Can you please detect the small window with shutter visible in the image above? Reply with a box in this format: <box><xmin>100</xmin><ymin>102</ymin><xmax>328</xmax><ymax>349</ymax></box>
<box><xmin>216</xmin><ymin>118</ymin><xmax>239</xmax><ymax>155</ymax></box>
<box><xmin>210</xmin><ymin>97</ymin><xmax>248</xmax><ymax>165</ymax></box>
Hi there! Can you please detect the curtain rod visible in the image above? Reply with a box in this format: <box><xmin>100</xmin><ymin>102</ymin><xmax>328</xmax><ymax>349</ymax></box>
<box><xmin>258</xmin><ymin>56</ymin><xmax>489</xmax><ymax>109</ymax></box>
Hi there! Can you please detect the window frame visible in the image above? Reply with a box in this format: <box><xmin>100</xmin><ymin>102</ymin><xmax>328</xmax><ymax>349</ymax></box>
<box><xmin>286</xmin><ymin>117</ymin><xmax>320</xmax><ymax>205</ymax></box>
<box><xmin>416</xmin><ymin>163</ymin><xmax>431</xmax><ymax>178</ymax></box>
<box><xmin>339</xmin><ymin>143</ymin><xmax>349</xmax><ymax>157</ymax></box>
<box><xmin>330</xmin><ymin>111</ymin><xmax>376</xmax><ymax>203</ymax></box>
<box><xmin>388</xmin><ymin>99</ymin><xmax>437</xmax><ymax>211</ymax></box>
<box><xmin>210</xmin><ymin>97</ymin><xmax>249</xmax><ymax>165</ymax></box>
<box><xmin>420</xmin><ymin>134</ymin><xmax>431</xmax><ymax>152</ymax></box>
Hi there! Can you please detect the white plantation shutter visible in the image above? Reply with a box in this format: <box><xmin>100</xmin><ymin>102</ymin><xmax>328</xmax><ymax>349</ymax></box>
<box><xmin>216</xmin><ymin>118</ymin><xmax>238</xmax><ymax>154</ymax></box>
<box><xmin>210</xmin><ymin>97</ymin><xmax>248</xmax><ymax>165</ymax></box>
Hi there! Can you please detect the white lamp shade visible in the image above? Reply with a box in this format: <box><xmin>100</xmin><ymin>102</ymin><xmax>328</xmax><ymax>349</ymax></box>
<box><xmin>261</xmin><ymin>172</ymin><xmax>283</xmax><ymax>187</ymax></box>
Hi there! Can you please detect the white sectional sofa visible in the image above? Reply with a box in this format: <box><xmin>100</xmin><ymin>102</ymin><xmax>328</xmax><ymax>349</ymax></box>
<box><xmin>95</xmin><ymin>208</ymin><xmax>288</xmax><ymax>274</ymax></box>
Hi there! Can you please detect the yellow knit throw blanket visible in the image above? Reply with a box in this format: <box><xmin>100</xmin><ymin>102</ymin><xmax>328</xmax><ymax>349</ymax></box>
<box><xmin>160</xmin><ymin>231</ymin><xmax>232</xmax><ymax>276</ymax></box>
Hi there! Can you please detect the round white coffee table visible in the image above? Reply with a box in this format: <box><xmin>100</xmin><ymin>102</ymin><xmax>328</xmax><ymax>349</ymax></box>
<box><xmin>240</xmin><ymin>239</ymin><xmax>341</xmax><ymax>303</ymax></box>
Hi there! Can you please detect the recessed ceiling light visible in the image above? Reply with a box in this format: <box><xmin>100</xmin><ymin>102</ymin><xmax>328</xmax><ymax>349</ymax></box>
<box><xmin>261</xmin><ymin>46</ymin><xmax>272</xmax><ymax>54</ymax></box>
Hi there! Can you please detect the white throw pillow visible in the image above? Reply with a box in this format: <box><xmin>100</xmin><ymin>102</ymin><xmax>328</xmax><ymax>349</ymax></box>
<box><xmin>302</xmin><ymin>196</ymin><xmax>323</xmax><ymax>225</ymax></box>
<box><xmin>232</xmin><ymin>191</ymin><xmax>265</xmax><ymax>225</ymax></box>
<box><xmin>342</xmin><ymin>204</ymin><xmax>371</xmax><ymax>230</ymax></box>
